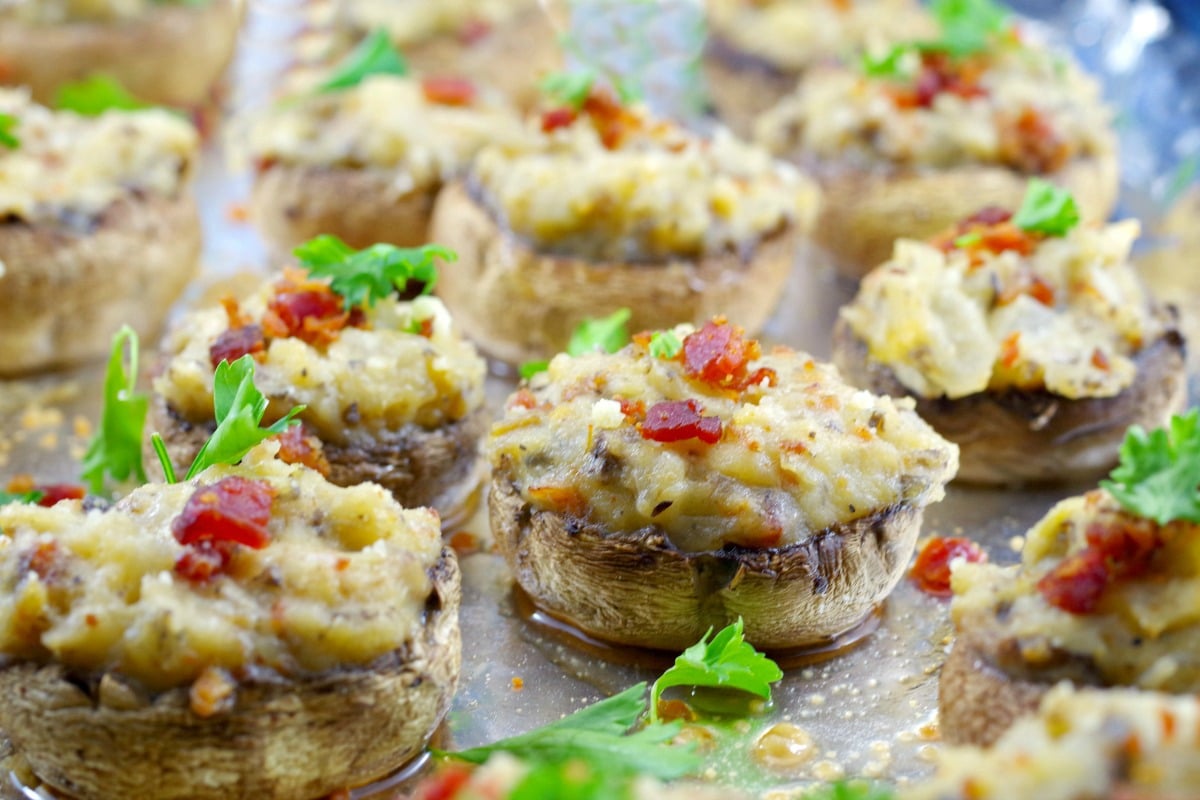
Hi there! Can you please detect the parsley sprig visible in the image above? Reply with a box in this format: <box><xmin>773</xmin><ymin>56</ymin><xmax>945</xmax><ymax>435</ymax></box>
<box><xmin>55</xmin><ymin>75</ymin><xmax>147</xmax><ymax>116</ymax></box>
<box><xmin>518</xmin><ymin>308</ymin><xmax>632</xmax><ymax>379</ymax></box>
<box><xmin>293</xmin><ymin>235</ymin><xmax>455</xmax><ymax>311</ymax></box>
<box><xmin>540</xmin><ymin>69</ymin><xmax>642</xmax><ymax>109</ymax></box>
<box><xmin>649</xmin><ymin>330</ymin><xmax>683</xmax><ymax>359</ymax></box>
<box><xmin>0</xmin><ymin>113</ymin><xmax>19</xmax><ymax>149</ymax></box>
<box><xmin>860</xmin><ymin>0</ymin><xmax>1011</xmax><ymax>78</ymax></box>
<box><xmin>318</xmin><ymin>29</ymin><xmax>408</xmax><ymax>93</ymax></box>
<box><xmin>437</xmin><ymin>683</ymin><xmax>700</xmax><ymax>780</ymax></box>
<box><xmin>0</xmin><ymin>491</ymin><xmax>43</xmax><ymax>507</ymax></box>
<box><xmin>154</xmin><ymin>356</ymin><xmax>305</xmax><ymax>483</ymax></box>
<box><xmin>1100</xmin><ymin>409</ymin><xmax>1200</xmax><ymax>525</ymax></box>
<box><xmin>649</xmin><ymin>618</ymin><xmax>783</xmax><ymax>723</ymax></box>
<box><xmin>1011</xmin><ymin>179</ymin><xmax>1080</xmax><ymax>236</ymax></box>
<box><xmin>80</xmin><ymin>327</ymin><xmax>149</xmax><ymax>495</ymax></box>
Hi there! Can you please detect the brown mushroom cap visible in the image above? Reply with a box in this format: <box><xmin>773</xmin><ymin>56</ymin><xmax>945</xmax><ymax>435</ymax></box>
<box><xmin>250</xmin><ymin>165</ymin><xmax>438</xmax><ymax>256</ymax></box>
<box><xmin>0</xmin><ymin>192</ymin><xmax>200</xmax><ymax>376</ymax></box>
<box><xmin>490</xmin><ymin>461</ymin><xmax>924</xmax><ymax>652</ymax></box>
<box><xmin>430</xmin><ymin>180</ymin><xmax>802</xmax><ymax>364</ymax></box>
<box><xmin>0</xmin><ymin>547</ymin><xmax>461</xmax><ymax>800</ymax></box>
<box><xmin>806</xmin><ymin>156</ymin><xmax>1118</xmax><ymax>281</ymax></box>
<box><xmin>148</xmin><ymin>396</ymin><xmax>487</xmax><ymax>529</ymax></box>
<box><xmin>0</xmin><ymin>0</ymin><xmax>241</xmax><ymax>108</ymax></box>
<box><xmin>831</xmin><ymin>316</ymin><xmax>1188</xmax><ymax>485</ymax></box>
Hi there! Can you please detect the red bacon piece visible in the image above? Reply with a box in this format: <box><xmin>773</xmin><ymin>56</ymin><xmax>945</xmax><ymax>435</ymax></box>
<box><xmin>910</xmin><ymin>536</ymin><xmax>987</xmax><ymax>597</ymax></box>
<box><xmin>209</xmin><ymin>324</ymin><xmax>266</xmax><ymax>368</ymax></box>
<box><xmin>640</xmin><ymin>400</ymin><xmax>723</xmax><ymax>444</ymax></box>
<box><xmin>173</xmin><ymin>476</ymin><xmax>276</xmax><ymax>550</ymax></box>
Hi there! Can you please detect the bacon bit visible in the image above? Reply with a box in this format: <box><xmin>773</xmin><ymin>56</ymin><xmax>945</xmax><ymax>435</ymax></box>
<box><xmin>253</xmin><ymin>156</ymin><xmax>278</xmax><ymax>174</ymax></box>
<box><xmin>541</xmin><ymin>107</ymin><xmax>578</xmax><ymax>134</ymax></box>
<box><xmin>640</xmin><ymin>400</ymin><xmax>723</xmax><ymax>445</ymax></box>
<box><xmin>225</xmin><ymin>202</ymin><xmax>250</xmax><ymax>223</ymax></box>
<box><xmin>334</xmin><ymin>556</ymin><xmax>351</xmax><ymax>572</ymax></box>
<box><xmin>268</xmin><ymin>290</ymin><xmax>350</xmax><ymax>347</ymax></box>
<box><xmin>998</xmin><ymin>107</ymin><xmax>1071</xmax><ymax>174</ymax></box>
<box><xmin>781</xmin><ymin>440</ymin><xmax>808</xmax><ymax>455</ymax></box>
<box><xmin>997</xmin><ymin>274</ymin><xmax>1056</xmax><ymax>307</ymax></box>
<box><xmin>1161</xmin><ymin>708</ymin><xmax>1177</xmax><ymax>740</ymax></box>
<box><xmin>631</xmin><ymin>330</ymin><xmax>654</xmax><ymax>349</ymax></box>
<box><xmin>1091</xmin><ymin>348</ymin><xmax>1111</xmax><ymax>371</ymax></box>
<box><xmin>417</xmin><ymin>317</ymin><xmax>435</xmax><ymax>338</ymax></box>
<box><xmin>965</xmin><ymin>206</ymin><xmax>1013</xmax><ymax>226</ymax></box>
<box><xmin>174</xmin><ymin>542</ymin><xmax>233</xmax><ymax>583</ymax></box>
<box><xmin>173</xmin><ymin>477</ymin><xmax>276</xmax><ymax>551</ymax></box>
<box><xmin>1037</xmin><ymin>550</ymin><xmax>1114</xmax><ymax>615</ymax></box>
<box><xmin>448</xmin><ymin>530</ymin><xmax>480</xmax><ymax>556</ymax></box>
<box><xmin>85</xmin><ymin>613</ymin><xmax>98</xmax><ymax>627</ymax></box>
<box><xmin>421</xmin><ymin>76</ymin><xmax>477</xmax><ymax>107</ymax></box>
<box><xmin>1038</xmin><ymin>515</ymin><xmax>1165</xmax><ymax>614</ymax></box>
<box><xmin>189</xmin><ymin>666</ymin><xmax>236</xmax><ymax>719</ymax></box>
<box><xmin>20</xmin><ymin>541</ymin><xmax>63</xmax><ymax>583</ymax></box>
<box><xmin>220</xmin><ymin>295</ymin><xmax>253</xmax><ymax>328</ymax></box>
<box><xmin>209</xmin><ymin>324</ymin><xmax>266</xmax><ymax>368</ymax></box>
<box><xmin>511</xmin><ymin>676</ymin><xmax>525</xmax><ymax>691</ymax></box>
<box><xmin>457</xmin><ymin>17</ymin><xmax>492</xmax><ymax>44</ymax></box>
<box><xmin>618</xmin><ymin>397</ymin><xmax>646</xmax><ymax>423</ymax></box>
<box><xmin>509</xmin><ymin>388</ymin><xmax>539</xmax><ymax>411</ymax></box>
<box><xmin>681</xmin><ymin>319</ymin><xmax>768</xmax><ymax>392</ymax></box>
<box><xmin>888</xmin><ymin>52</ymin><xmax>989</xmax><ymax>109</ymax></box>
<box><xmin>34</xmin><ymin>484</ymin><xmax>85</xmax><ymax>507</ymax></box>
<box><xmin>999</xmin><ymin>332</ymin><xmax>1021</xmax><ymax>369</ymax></box>
<box><xmin>910</xmin><ymin>537</ymin><xmax>988</xmax><ymax>597</ymax></box>
<box><xmin>527</xmin><ymin>485</ymin><xmax>589</xmax><ymax>518</ymax></box>
<box><xmin>582</xmin><ymin>90</ymin><xmax>633</xmax><ymax>149</ymax></box>
<box><xmin>412</xmin><ymin>765</ymin><xmax>473</xmax><ymax>800</ymax></box>
<box><xmin>274</xmin><ymin>424</ymin><xmax>330</xmax><ymax>476</ymax></box>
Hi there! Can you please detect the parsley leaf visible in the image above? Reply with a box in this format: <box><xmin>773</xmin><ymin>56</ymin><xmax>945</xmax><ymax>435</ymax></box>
<box><xmin>318</xmin><ymin>29</ymin><xmax>409</xmax><ymax>93</ymax></box>
<box><xmin>172</xmin><ymin>356</ymin><xmax>304</xmax><ymax>481</ymax></box>
<box><xmin>649</xmin><ymin>330</ymin><xmax>682</xmax><ymax>359</ymax></box>
<box><xmin>437</xmin><ymin>683</ymin><xmax>700</xmax><ymax>780</ymax></box>
<box><xmin>294</xmin><ymin>235</ymin><xmax>455</xmax><ymax>310</ymax></box>
<box><xmin>1100</xmin><ymin>410</ymin><xmax>1200</xmax><ymax>525</ymax></box>
<box><xmin>650</xmin><ymin>618</ymin><xmax>783</xmax><ymax>723</ymax></box>
<box><xmin>954</xmin><ymin>231</ymin><xmax>983</xmax><ymax>248</ymax></box>
<box><xmin>861</xmin><ymin>44</ymin><xmax>918</xmax><ymax>79</ymax></box>
<box><xmin>0</xmin><ymin>113</ymin><xmax>19</xmax><ymax>149</ymax></box>
<box><xmin>519</xmin><ymin>309</ymin><xmax>632</xmax><ymax>379</ymax></box>
<box><xmin>540</xmin><ymin>70</ymin><xmax>597</xmax><ymax>110</ymax></box>
<box><xmin>0</xmin><ymin>491</ymin><xmax>43</xmax><ymax>507</ymax></box>
<box><xmin>509</xmin><ymin>760</ymin><xmax>632</xmax><ymax>800</ymax></box>
<box><xmin>1011</xmin><ymin>178</ymin><xmax>1080</xmax><ymax>236</ymax></box>
<box><xmin>55</xmin><ymin>75</ymin><xmax>147</xmax><ymax>116</ymax></box>
<box><xmin>80</xmin><ymin>326</ymin><xmax>148</xmax><ymax>495</ymax></box>
<box><xmin>931</xmin><ymin>0</ymin><xmax>1010</xmax><ymax>56</ymax></box>
<box><xmin>802</xmin><ymin>780</ymin><xmax>897</xmax><ymax>800</ymax></box>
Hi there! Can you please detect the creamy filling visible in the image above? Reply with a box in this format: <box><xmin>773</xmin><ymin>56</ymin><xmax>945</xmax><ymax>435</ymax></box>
<box><xmin>335</xmin><ymin>0</ymin><xmax>535</xmax><ymax>44</ymax></box>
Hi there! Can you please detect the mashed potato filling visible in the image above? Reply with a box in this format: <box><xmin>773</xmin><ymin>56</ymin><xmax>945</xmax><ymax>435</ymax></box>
<box><xmin>840</xmin><ymin>220</ymin><xmax>1159</xmax><ymax>400</ymax></box>
<box><xmin>471</xmin><ymin>106</ymin><xmax>819</xmax><ymax>262</ymax></box>
<box><xmin>0</xmin><ymin>444</ymin><xmax>443</xmax><ymax>692</ymax></box>
<box><xmin>905</xmin><ymin>686</ymin><xmax>1200</xmax><ymax>800</ymax></box>
<box><xmin>952</xmin><ymin>491</ymin><xmax>1200</xmax><ymax>692</ymax></box>
<box><xmin>155</xmin><ymin>285</ymin><xmax>485</xmax><ymax>444</ymax></box>
<box><xmin>0</xmin><ymin>89</ymin><xmax>196</xmax><ymax>222</ymax></box>
<box><xmin>336</xmin><ymin>0</ymin><xmax>534</xmax><ymax>44</ymax></box>
<box><xmin>246</xmin><ymin>76</ymin><xmax>523</xmax><ymax>192</ymax></box>
<box><xmin>755</xmin><ymin>41</ymin><xmax>1112</xmax><ymax>170</ymax></box>
<box><xmin>489</xmin><ymin>324</ymin><xmax>957</xmax><ymax>552</ymax></box>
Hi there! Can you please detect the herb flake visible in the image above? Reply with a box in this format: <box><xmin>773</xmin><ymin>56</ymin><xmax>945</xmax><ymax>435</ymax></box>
<box><xmin>649</xmin><ymin>330</ymin><xmax>683</xmax><ymax>359</ymax></box>
<box><xmin>293</xmin><ymin>235</ymin><xmax>455</xmax><ymax>310</ymax></box>
<box><xmin>0</xmin><ymin>491</ymin><xmax>43</xmax><ymax>507</ymax></box>
<box><xmin>519</xmin><ymin>309</ymin><xmax>632</xmax><ymax>380</ymax></box>
<box><xmin>1100</xmin><ymin>409</ymin><xmax>1200</xmax><ymax>525</ymax></box>
<box><xmin>318</xmin><ymin>29</ymin><xmax>409</xmax><ymax>93</ymax></box>
<box><xmin>80</xmin><ymin>326</ymin><xmax>148</xmax><ymax>495</ymax></box>
<box><xmin>1012</xmin><ymin>179</ymin><xmax>1080</xmax><ymax>236</ymax></box>
<box><xmin>0</xmin><ymin>113</ymin><xmax>19</xmax><ymax>149</ymax></box>
<box><xmin>931</xmin><ymin>0</ymin><xmax>1010</xmax><ymax>56</ymax></box>
<box><xmin>55</xmin><ymin>75</ymin><xmax>147</xmax><ymax>116</ymax></box>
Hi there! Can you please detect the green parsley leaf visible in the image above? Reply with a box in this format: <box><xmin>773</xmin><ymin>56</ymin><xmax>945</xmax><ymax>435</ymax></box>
<box><xmin>567</xmin><ymin>308</ymin><xmax>631</xmax><ymax>357</ymax></box>
<box><xmin>293</xmin><ymin>235</ymin><xmax>456</xmax><ymax>311</ymax></box>
<box><xmin>509</xmin><ymin>760</ymin><xmax>632</xmax><ymax>800</ymax></box>
<box><xmin>649</xmin><ymin>330</ymin><xmax>683</xmax><ymax>359</ymax></box>
<box><xmin>861</xmin><ymin>44</ymin><xmax>918</xmax><ymax>79</ymax></box>
<box><xmin>650</xmin><ymin>618</ymin><xmax>783</xmax><ymax>724</ymax></box>
<box><xmin>518</xmin><ymin>360</ymin><xmax>550</xmax><ymax>380</ymax></box>
<box><xmin>0</xmin><ymin>113</ymin><xmax>19</xmax><ymax>149</ymax></box>
<box><xmin>802</xmin><ymin>780</ymin><xmax>897</xmax><ymax>800</ymax></box>
<box><xmin>55</xmin><ymin>75</ymin><xmax>147</xmax><ymax>116</ymax></box>
<box><xmin>1100</xmin><ymin>410</ymin><xmax>1200</xmax><ymax>525</ymax></box>
<box><xmin>1011</xmin><ymin>178</ymin><xmax>1080</xmax><ymax>236</ymax></box>
<box><xmin>318</xmin><ymin>29</ymin><xmax>409</xmax><ymax>94</ymax></box>
<box><xmin>436</xmin><ymin>683</ymin><xmax>700</xmax><ymax>780</ymax></box>
<box><xmin>179</xmin><ymin>356</ymin><xmax>305</xmax><ymax>481</ymax></box>
<box><xmin>0</xmin><ymin>491</ymin><xmax>43</xmax><ymax>507</ymax></box>
<box><xmin>954</xmin><ymin>231</ymin><xmax>983</xmax><ymax>248</ymax></box>
<box><xmin>931</xmin><ymin>0</ymin><xmax>1010</xmax><ymax>56</ymax></box>
<box><xmin>80</xmin><ymin>326</ymin><xmax>148</xmax><ymax>495</ymax></box>
<box><xmin>540</xmin><ymin>70</ymin><xmax>597</xmax><ymax>110</ymax></box>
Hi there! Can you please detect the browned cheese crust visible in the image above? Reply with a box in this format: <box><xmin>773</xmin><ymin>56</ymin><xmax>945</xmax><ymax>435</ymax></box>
<box><xmin>811</xmin><ymin>156</ymin><xmax>1118</xmax><ymax>281</ymax></box>
<box><xmin>0</xmin><ymin>0</ymin><xmax>242</xmax><ymax>108</ymax></box>
<box><xmin>430</xmin><ymin>180</ymin><xmax>800</xmax><ymax>364</ymax></box>
<box><xmin>250</xmin><ymin>164</ymin><xmax>439</xmax><ymax>254</ymax></box>
<box><xmin>0</xmin><ymin>192</ymin><xmax>201</xmax><ymax>376</ymax></box>
<box><xmin>703</xmin><ymin>35</ymin><xmax>798</xmax><ymax>140</ymax></box>
<box><xmin>0</xmin><ymin>548</ymin><xmax>461</xmax><ymax>800</ymax></box>
<box><xmin>148</xmin><ymin>396</ymin><xmax>488</xmax><ymax>528</ymax></box>
<box><xmin>490</xmin><ymin>459</ymin><xmax>924</xmax><ymax>651</ymax></box>
<box><xmin>831</xmin><ymin>316</ymin><xmax>1187</xmax><ymax>485</ymax></box>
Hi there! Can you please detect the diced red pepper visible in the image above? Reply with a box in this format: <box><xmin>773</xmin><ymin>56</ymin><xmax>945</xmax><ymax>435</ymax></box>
<box><xmin>209</xmin><ymin>324</ymin><xmax>266</xmax><ymax>368</ymax></box>
<box><xmin>34</xmin><ymin>484</ymin><xmax>85</xmax><ymax>507</ymax></box>
<box><xmin>173</xmin><ymin>477</ymin><xmax>276</xmax><ymax>550</ymax></box>
<box><xmin>412</xmin><ymin>764</ymin><xmax>473</xmax><ymax>800</ymax></box>
<box><xmin>541</xmin><ymin>107</ymin><xmax>577</xmax><ymax>134</ymax></box>
<box><xmin>910</xmin><ymin>536</ymin><xmax>987</xmax><ymax>597</ymax></box>
<box><xmin>640</xmin><ymin>399</ymin><xmax>723</xmax><ymax>445</ymax></box>
<box><xmin>421</xmin><ymin>76</ymin><xmax>476</xmax><ymax>107</ymax></box>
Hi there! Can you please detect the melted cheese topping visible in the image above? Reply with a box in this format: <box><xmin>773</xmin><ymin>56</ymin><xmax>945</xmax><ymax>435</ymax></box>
<box><xmin>0</xmin><ymin>89</ymin><xmax>196</xmax><ymax>222</ymax></box>
<box><xmin>755</xmin><ymin>43</ymin><xmax>1112</xmax><ymax>170</ymax></box>
<box><xmin>245</xmin><ymin>75</ymin><xmax>524</xmax><ymax>191</ymax></box>
<box><xmin>840</xmin><ymin>221</ymin><xmax>1159</xmax><ymax>399</ymax></box>
<box><xmin>0</xmin><ymin>444</ymin><xmax>444</xmax><ymax>691</ymax></box>
<box><xmin>905</xmin><ymin>686</ymin><xmax>1200</xmax><ymax>800</ymax></box>
<box><xmin>707</xmin><ymin>0</ymin><xmax>935</xmax><ymax>73</ymax></box>
<box><xmin>951</xmin><ymin>491</ymin><xmax>1200</xmax><ymax>692</ymax></box>
<box><xmin>0</xmin><ymin>0</ymin><xmax>200</xmax><ymax>23</ymax></box>
<box><xmin>335</xmin><ymin>0</ymin><xmax>535</xmax><ymax>44</ymax></box>
<box><xmin>154</xmin><ymin>286</ymin><xmax>486</xmax><ymax>443</ymax></box>
<box><xmin>488</xmin><ymin>329</ymin><xmax>957</xmax><ymax>552</ymax></box>
<box><xmin>472</xmin><ymin>109</ymin><xmax>819</xmax><ymax>261</ymax></box>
